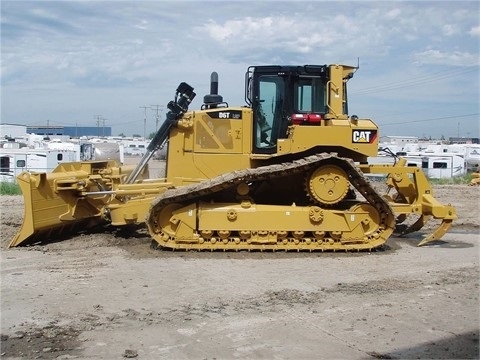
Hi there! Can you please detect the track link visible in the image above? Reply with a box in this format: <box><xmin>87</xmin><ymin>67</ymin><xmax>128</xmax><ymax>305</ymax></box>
<box><xmin>147</xmin><ymin>153</ymin><xmax>395</xmax><ymax>251</ymax></box>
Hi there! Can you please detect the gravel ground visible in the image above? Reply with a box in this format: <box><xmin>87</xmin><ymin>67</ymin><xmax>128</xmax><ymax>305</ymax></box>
<box><xmin>0</xmin><ymin>174</ymin><xmax>479</xmax><ymax>359</ymax></box>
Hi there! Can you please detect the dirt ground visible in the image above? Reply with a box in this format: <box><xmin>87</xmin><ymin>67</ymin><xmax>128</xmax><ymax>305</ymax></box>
<box><xmin>1</xmin><ymin>166</ymin><xmax>479</xmax><ymax>359</ymax></box>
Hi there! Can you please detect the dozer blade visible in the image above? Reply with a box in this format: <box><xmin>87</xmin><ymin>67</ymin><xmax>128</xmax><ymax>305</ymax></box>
<box><xmin>9</xmin><ymin>168</ymin><xmax>107</xmax><ymax>248</ymax></box>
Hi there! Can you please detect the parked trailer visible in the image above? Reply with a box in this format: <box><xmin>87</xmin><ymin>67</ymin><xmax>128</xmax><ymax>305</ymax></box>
<box><xmin>368</xmin><ymin>152</ymin><xmax>466</xmax><ymax>179</ymax></box>
<box><xmin>0</xmin><ymin>148</ymin><xmax>78</xmax><ymax>183</ymax></box>
<box><xmin>403</xmin><ymin>153</ymin><xmax>466</xmax><ymax>178</ymax></box>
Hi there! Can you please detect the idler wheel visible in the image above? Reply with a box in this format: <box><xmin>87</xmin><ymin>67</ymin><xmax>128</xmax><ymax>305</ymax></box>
<box><xmin>349</xmin><ymin>203</ymin><xmax>381</xmax><ymax>236</ymax></box>
<box><xmin>153</xmin><ymin>203</ymin><xmax>183</xmax><ymax>238</ymax></box>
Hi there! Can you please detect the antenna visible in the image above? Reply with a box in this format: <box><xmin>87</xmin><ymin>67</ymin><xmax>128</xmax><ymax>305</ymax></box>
<box><xmin>352</xmin><ymin>57</ymin><xmax>360</xmax><ymax>75</ymax></box>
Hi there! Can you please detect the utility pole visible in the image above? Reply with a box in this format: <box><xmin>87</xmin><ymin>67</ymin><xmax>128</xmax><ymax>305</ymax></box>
<box><xmin>102</xmin><ymin>118</ymin><xmax>107</xmax><ymax>137</ymax></box>
<box><xmin>140</xmin><ymin>106</ymin><xmax>148</xmax><ymax>140</ymax></box>
<box><xmin>150</xmin><ymin>105</ymin><xmax>164</xmax><ymax>131</ymax></box>
<box><xmin>94</xmin><ymin>115</ymin><xmax>102</xmax><ymax>137</ymax></box>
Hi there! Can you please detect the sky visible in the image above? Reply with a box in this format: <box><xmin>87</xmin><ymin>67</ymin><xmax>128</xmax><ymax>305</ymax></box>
<box><xmin>1</xmin><ymin>0</ymin><xmax>479</xmax><ymax>139</ymax></box>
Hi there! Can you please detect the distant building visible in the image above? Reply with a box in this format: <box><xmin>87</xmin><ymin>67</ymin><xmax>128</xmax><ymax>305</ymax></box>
<box><xmin>379</xmin><ymin>135</ymin><xmax>418</xmax><ymax>145</ymax></box>
<box><xmin>448</xmin><ymin>137</ymin><xmax>479</xmax><ymax>144</ymax></box>
<box><xmin>0</xmin><ymin>124</ymin><xmax>27</xmax><ymax>138</ymax></box>
<box><xmin>26</xmin><ymin>125</ymin><xmax>112</xmax><ymax>137</ymax></box>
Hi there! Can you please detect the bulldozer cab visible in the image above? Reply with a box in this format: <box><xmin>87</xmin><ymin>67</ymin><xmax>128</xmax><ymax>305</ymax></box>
<box><xmin>246</xmin><ymin>65</ymin><xmax>349</xmax><ymax>155</ymax></box>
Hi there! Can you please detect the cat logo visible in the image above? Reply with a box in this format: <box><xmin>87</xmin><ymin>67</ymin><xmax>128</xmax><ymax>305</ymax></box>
<box><xmin>352</xmin><ymin>130</ymin><xmax>377</xmax><ymax>143</ymax></box>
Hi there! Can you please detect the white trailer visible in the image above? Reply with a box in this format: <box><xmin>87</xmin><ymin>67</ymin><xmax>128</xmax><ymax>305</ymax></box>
<box><xmin>368</xmin><ymin>152</ymin><xmax>466</xmax><ymax>179</ymax></box>
<box><xmin>403</xmin><ymin>153</ymin><xmax>466</xmax><ymax>178</ymax></box>
<box><xmin>0</xmin><ymin>148</ymin><xmax>78</xmax><ymax>183</ymax></box>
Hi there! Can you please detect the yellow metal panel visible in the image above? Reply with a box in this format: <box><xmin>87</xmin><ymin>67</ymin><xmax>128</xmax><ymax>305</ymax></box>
<box><xmin>287</xmin><ymin>119</ymin><xmax>378</xmax><ymax>158</ymax></box>
<box><xmin>192</xmin><ymin>153</ymin><xmax>252</xmax><ymax>179</ymax></box>
<box><xmin>170</xmin><ymin>202</ymin><xmax>197</xmax><ymax>239</ymax></box>
<box><xmin>108</xmin><ymin>195</ymin><xmax>159</xmax><ymax>225</ymax></box>
<box><xmin>193</xmin><ymin>115</ymin><xmax>243</xmax><ymax>153</ymax></box>
<box><xmin>198</xmin><ymin>202</ymin><xmax>367</xmax><ymax>232</ymax></box>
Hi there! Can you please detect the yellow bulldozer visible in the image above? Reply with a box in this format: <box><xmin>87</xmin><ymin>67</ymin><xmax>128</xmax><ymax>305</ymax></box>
<box><xmin>9</xmin><ymin>64</ymin><xmax>457</xmax><ymax>251</ymax></box>
<box><xmin>469</xmin><ymin>168</ymin><xmax>480</xmax><ymax>186</ymax></box>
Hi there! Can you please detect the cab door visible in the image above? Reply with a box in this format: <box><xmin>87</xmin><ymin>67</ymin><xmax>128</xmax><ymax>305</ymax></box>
<box><xmin>251</xmin><ymin>73</ymin><xmax>288</xmax><ymax>154</ymax></box>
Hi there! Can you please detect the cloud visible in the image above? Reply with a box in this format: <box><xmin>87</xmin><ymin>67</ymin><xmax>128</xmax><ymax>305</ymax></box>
<box><xmin>134</xmin><ymin>19</ymin><xmax>148</xmax><ymax>30</ymax></box>
<box><xmin>194</xmin><ymin>12</ymin><xmax>386</xmax><ymax>64</ymax></box>
<box><xmin>470</xmin><ymin>25</ymin><xmax>480</xmax><ymax>37</ymax></box>
<box><xmin>413</xmin><ymin>49</ymin><xmax>479</xmax><ymax>66</ymax></box>
<box><xmin>1</xmin><ymin>1</ymin><xmax>478</xmax><ymax>138</ymax></box>
<box><xmin>385</xmin><ymin>8</ymin><xmax>402</xmax><ymax>19</ymax></box>
<box><xmin>442</xmin><ymin>24</ymin><xmax>460</xmax><ymax>37</ymax></box>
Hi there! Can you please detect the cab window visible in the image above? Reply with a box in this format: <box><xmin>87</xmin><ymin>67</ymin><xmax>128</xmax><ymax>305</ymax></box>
<box><xmin>254</xmin><ymin>76</ymin><xmax>285</xmax><ymax>153</ymax></box>
<box><xmin>295</xmin><ymin>77</ymin><xmax>326</xmax><ymax>114</ymax></box>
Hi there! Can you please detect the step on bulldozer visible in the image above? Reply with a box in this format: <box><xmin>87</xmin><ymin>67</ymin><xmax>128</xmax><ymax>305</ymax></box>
<box><xmin>9</xmin><ymin>64</ymin><xmax>457</xmax><ymax>251</ymax></box>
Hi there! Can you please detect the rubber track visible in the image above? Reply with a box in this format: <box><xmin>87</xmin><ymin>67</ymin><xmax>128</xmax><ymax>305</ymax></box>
<box><xmin>147</xmin><ymin>153</ymin><xmax>395</xmax><ymax>251</ymax></box>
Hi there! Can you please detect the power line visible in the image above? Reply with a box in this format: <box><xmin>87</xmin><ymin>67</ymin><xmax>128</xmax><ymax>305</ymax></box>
<box><xmin>352</xmin><ymin>66</ymin><xmax>478</xmax><ymax>96</ymax></box>
<box><xmin>381</xmin><ymin>113</ymin><xmax>479</xmax><ymax>126</ymax></box>
<box><xmin>355</xmin><ymin>67</ymin><xmax>476</xmax><ymax>94</ymax></box>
